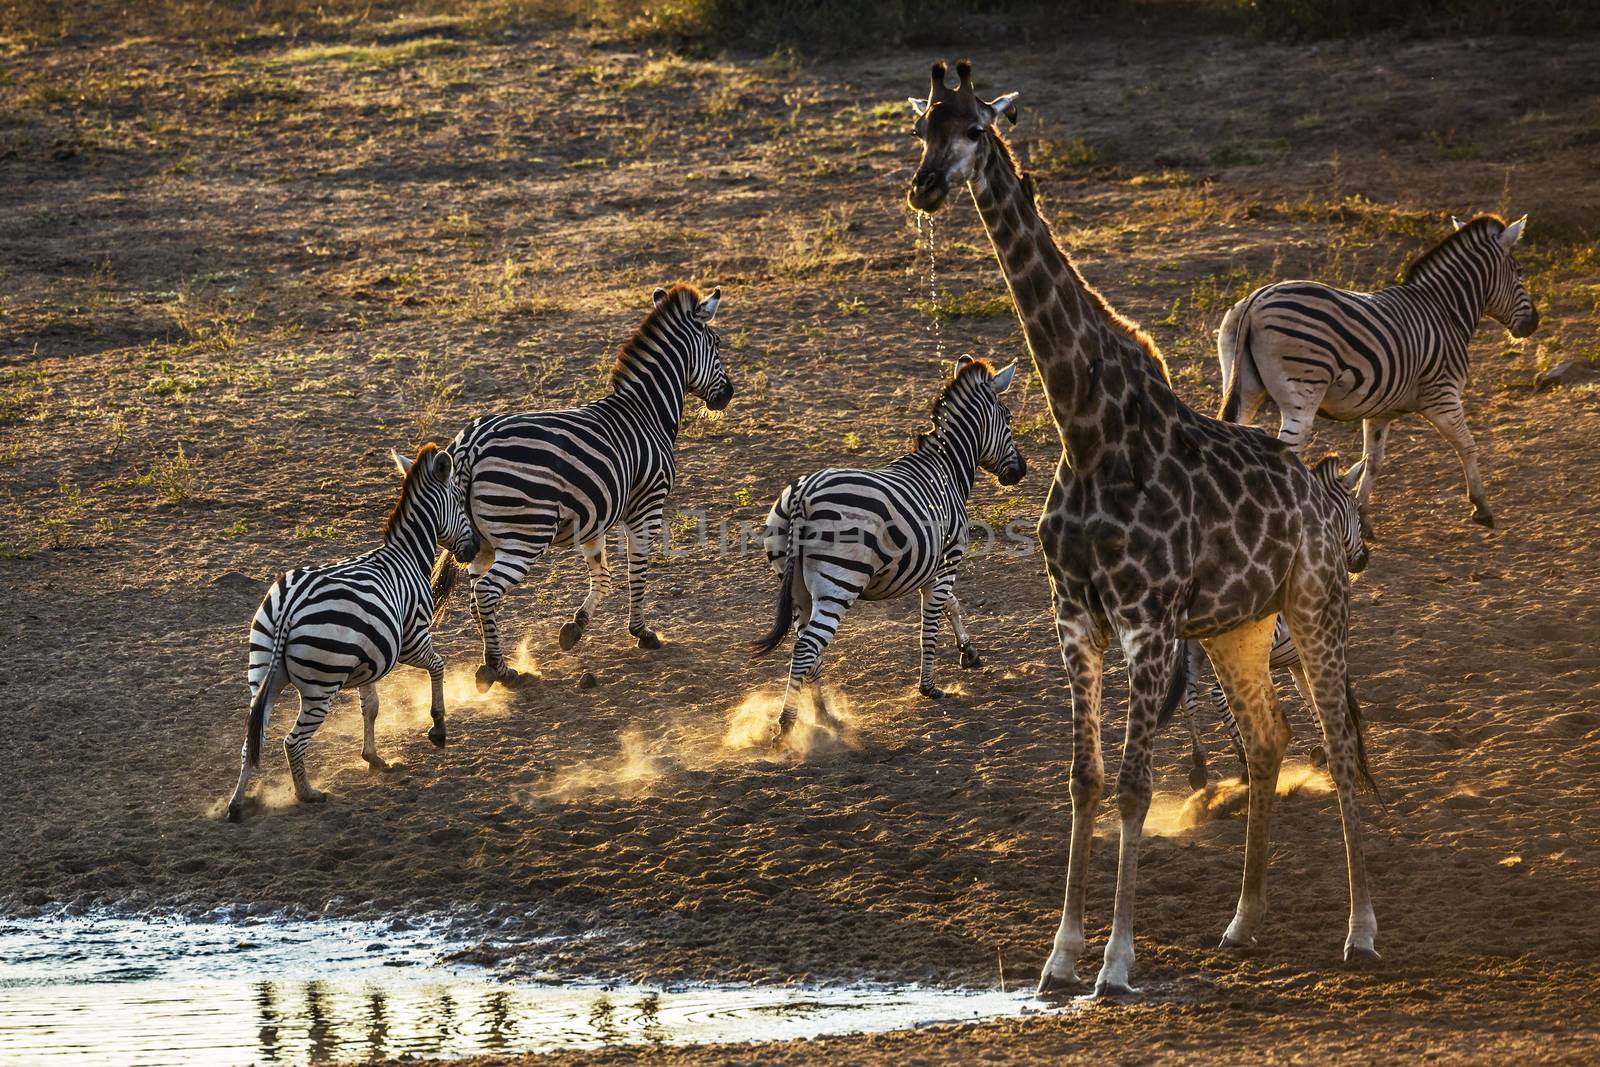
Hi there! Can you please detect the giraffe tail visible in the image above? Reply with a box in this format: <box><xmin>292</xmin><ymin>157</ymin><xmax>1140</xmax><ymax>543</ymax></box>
<box><xmin>1344</xmin><ymin>677</ymin><xmax>1384</xmax><ymax>805</ymax></box>
<box><xmin>1155</xmin><ymin>640</ymin><xmax>1189</xmax><ymax>728</ymax></box>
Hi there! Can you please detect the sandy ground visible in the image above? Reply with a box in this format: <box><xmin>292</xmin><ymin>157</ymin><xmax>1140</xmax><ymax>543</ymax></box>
<box><xmin>2</xmin><ymin>17</ymin><xmax>1599</xmax><ymax>1065</ymax></box>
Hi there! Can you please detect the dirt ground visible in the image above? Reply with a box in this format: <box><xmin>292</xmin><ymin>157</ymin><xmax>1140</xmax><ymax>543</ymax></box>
<box><xmin>3</xmin><ymin>15</ymin><xmax>1600</xmax><ymax>1065</ymax></box>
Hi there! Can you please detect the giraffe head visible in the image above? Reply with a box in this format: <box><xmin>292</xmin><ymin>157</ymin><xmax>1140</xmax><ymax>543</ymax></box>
<box><xmin>906</xmin><ymin>59</ymin><xmax>1019</xmax><ymax>214</ymax></box>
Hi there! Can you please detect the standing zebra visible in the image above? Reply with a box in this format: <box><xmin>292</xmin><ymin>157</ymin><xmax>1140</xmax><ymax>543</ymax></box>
<box><xmin>752</xmin><ymin>357</ymin><xmax>1025</xmax><ymax>743</ymax></box>
<box><xmin>1218</xmin><ymin>213</ymin><xmax>1539</xmax><ymax>527</ymax></box>
<box><xmin>434</xmin><ymin>284</ymin><xmax>733</xmax><ymax>691</ymax></box>
<box><xmin>226</xmin><ymin>444</ymin><xmax>478</xmax><ymax>823</ymax></box>
<box><xmin>1177</xmin><ymin>454</ymin><xmax>1368</xmax><ymax>789</ymax></box>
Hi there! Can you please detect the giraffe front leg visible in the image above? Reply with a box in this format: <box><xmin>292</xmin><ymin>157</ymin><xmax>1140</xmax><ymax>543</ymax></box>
<box><xmin>945</xmin><ymin>591</ymin><xmax>982</xmax><ymax>669</ymax></box>
<box><xmin>1093</xmin><ymin>628</ymin><xmax>1181</xmax><ymax>997</ymax></box>
<box><xmin>1203</xmin><ymin>615</ymin><xmax>1287</xmax><ymax>950</ymax></box>
<box><xmin>359</xmin><ymin>684</ymin><xmax>389</xmax><ymax>770</ymax></box>
<box><xmin>284</xmin><ymin>687</ymin><xmax>339</xmax><ymax>804</ymax></box>
<box><xmin>559</xmin><ymin>535</ymin><xmax>610</xmax><ymax>651</ymax></box>
<box><xmin>1038</xmin><ymin>602</ymin><xmax>1108</xmax><ymax>995</ymax></box>
<box><xmin>917</xmin><ymin>574</ymin><xmax>956</xmax><ymax>699</ymax></box>
<box><xmin>623</xmin><ymin>516</ymin><xmax>663</xmax><ymax>650</ymax></box>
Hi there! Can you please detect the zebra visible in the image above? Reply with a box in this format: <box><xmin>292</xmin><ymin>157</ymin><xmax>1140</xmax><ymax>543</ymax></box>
<box><xmin>432</xmin><ymin>283</ymin><xmax>733</xmax><ymax>691</ymax></box>
<box><xmin>226</xmin><ymin>444</ymin><xmax>478</xmax><ymax>822</ymax></box>
<box><xmin>1177</xmin><ymin>454</ymin><xmax>1369</xmax><ymax>789</ymax></box>
<box><xmin>751</xmin><ymin>356</ymin><xmax>1025</xmax><ymax>743</ymax></box>
<box><xmin>1218</xmin><ymin>213</ymin><xmax>1539</xmax><ymax>529</ymax></box>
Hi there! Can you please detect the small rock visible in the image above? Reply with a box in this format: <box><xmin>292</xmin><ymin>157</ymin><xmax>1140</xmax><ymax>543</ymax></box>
<box><xmin>578</xmin><ymin>672</ymin><xmax>598</xmax><ymax>689</ymax></box>
<box><xmin>1534</xmin><ymin>359</ymin><xmax>1600</xmax><ymax>391</ymax></box>
<box><xmin>213</xmin><ymin>570</ymin><xmax>262</xmax><ymax>591</ymax></box>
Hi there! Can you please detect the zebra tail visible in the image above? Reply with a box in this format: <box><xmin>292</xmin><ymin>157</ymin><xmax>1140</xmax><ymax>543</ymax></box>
<box><xmin>751</xmin><ymin>497</ymin><xmax>804</xmax><ymax>658</ymax></box>
<box><xmin>430</xmin><ymin>548</ymin><xmax>461</xmax><ymax>626</ymax></box>
<box><xmin>1155</xmin><ymin>640</ymin><xmax>1189</xmax><ymax>728</ymax></box>
<box><xmin>1216</xmin><ymin>299</ymin><xmax>1251</xmax><ymax>422</ymax></box>
<box><xmin>1344</xmin><ymin>678</ymin><xmax>1385</xmax><ymax>805</ymax></box>
<box><xmin>245</xmin><ymin>621</ymin><xmax>287</xmax><ymax>769</ymax></box>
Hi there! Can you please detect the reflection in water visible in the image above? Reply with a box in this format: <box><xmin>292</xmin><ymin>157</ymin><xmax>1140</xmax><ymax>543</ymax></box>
<box><xmin>0</xmin><ymin>916</ymin><xmax>1039</xmax><ymax>1066</ymax></box>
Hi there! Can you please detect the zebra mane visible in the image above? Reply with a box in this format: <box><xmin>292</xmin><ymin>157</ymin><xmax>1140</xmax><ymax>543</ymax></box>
<box><xmin>912</xmin><ymin>358</ymin><xmax>994</xmax><ymax>448</ymax></box>
<box><xmin>1403</xmin><ymin>213</ymin><xmax>1508</xmax><ymax>285</ymax></box>
<box><xmin>609</xmin><ymin>283</ymin><xmax>706</xmax><ymax>387</ymax></box>
<box><xmin>383</xmin><ymin>442</ymin><xmax>441</xmax><ymax>541</ymax></box>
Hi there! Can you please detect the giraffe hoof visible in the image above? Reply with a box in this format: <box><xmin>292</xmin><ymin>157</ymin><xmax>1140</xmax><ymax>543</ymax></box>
<box><xmin>1344</xmin><ymin>944</ymin><xmax>1382</xmax><ymax>964</ymax></box>
<box><xmin>1036</xmin><ymin>971</ymin><xmax>1079</xmax><ymax>996</ymax></box>
<box><xmin>1471</xmin><ymin>509</ymin><xmax>1495</xmax><ymax>529</ymax></box>
<box><xmin>1188</xmin><ymin>765</ymin><xmax>1209</xmax><ymax>792</ymax></box>
<box><xmin>427</xmin><ymin>725</ymin><xmax>447</xmax><ymax>748</ymax></box>
<box><xmin>558</xmin><ymin>621</ymin><xmax>584</xmax><ymax>651</ymax></box>
<box><xmin>1219</xmin><ymin>933</ymin><xmax>1256</xmax><ymax>951</ymax></box>
<box><xmin>1091</xmin><ymin>978</ymin><xmax>1140</xmax><ymax>999</ymax></box>
<box><xmin>474</xmin><ymin>665</ymin><xmax>496</xmax><ymax>693</ymax></box>
<box><xmin>635</xmin><ymin>630</ymin><xmax>662</xmax><ymax>650</ymax></box>
<box><xmin>959</xmin><ymin>646</ymin><xmax>983</xmax><ymax>670</ymax></box>
<box><xmin>919</xmin><ymin>683</ymin><xmax>946</xmax><ymax>700</ymax></box>
<box><xmin>226</xmin><ymin>803</ymin><xmax>244</xmax><ymax>824</ymax></box>
<box><xmin>363</xmin><ymin>753</ymin><xmax>391</xmax><ymax>772</ymax></box>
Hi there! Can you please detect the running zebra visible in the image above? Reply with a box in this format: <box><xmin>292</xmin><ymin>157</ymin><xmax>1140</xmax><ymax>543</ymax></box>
<box><xmin>227</xmin><ymin>444</ymin><xmax>478</xmax><ymax>822</ymax></box>
<box><xmin>1178</xmin><ymin>454</ymin><xmax>1368</xmax><ymax>788</ymax></box>
<box><xmin>751</xmin><ymin>357</ymin><xmax>1025</xmax><ymax>743</ymax></box>
<box><xmin>1218</xmin><ymin>213</ymin><xmax>1539</xmax><ymax>528</ymax></box>
<box><xmin>433</xmin><ymin>284</ymin><xmax>732</xmax><ymax>690</ymax></box>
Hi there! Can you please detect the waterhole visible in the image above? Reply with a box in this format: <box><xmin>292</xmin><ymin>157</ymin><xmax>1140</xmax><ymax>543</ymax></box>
<box><xmin>0</xmin><ymin>915</ymin><xmax>1040</xmax><ymax>1064</ymax></box>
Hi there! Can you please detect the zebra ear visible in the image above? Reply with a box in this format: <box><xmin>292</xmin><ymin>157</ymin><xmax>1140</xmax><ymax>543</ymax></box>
<box><xmin>695</xmin><ymin>286</ymin><xmax>721</xmax><ymax>322</ymax></box>
<box><xmin>391</xmin><ymin>448</ymin><xmax>413</xmax><ymax>476</ymax></box>
<box><xmin>431</xmin><ymin>449</ymin><xmax>454</xmax><ymax>480</ymax></box>
<box><xmin>653</xmin><ymin>287</ymin><xmax>668</xmax><ymax>306</ymax></box>
<box><xmin>1498</xmin><ymin>215</ymin><xmax>1527</xmax><ymax>249</ymax></box>
<box><xmin>1450</xmin><ymin>215</ymin><xmax>1464</xmax><ymax>232</ymax></box>
<box><xmin>992</xmin><ymin>362</ymin><xmax>1017</xmax><ymax>393</ymax></box>
<box><xmin>1340</xmin><ymin>459</ymin><xmax>1365</xmax><ymax>491</ymax></box>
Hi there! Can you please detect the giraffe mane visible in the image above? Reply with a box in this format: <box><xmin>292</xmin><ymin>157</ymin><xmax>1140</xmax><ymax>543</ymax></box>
<box><xmin>988</xmin><ymin>126</ymin><xmax>1172</xmax><ymax>386</ymax></box>
<box><xmin>609</xmin><ymin>283</ymin><xmax>706</xmax><ymax>386</ymax></box>
<box><xmin>1403</xmin><ymin>213</ymin><xmax>1508</xmax><ymax>285</ymax></box>
<box><xmin>384</xmin><ymin>442</ymin><xmax>441</xmax><ymax>540</ymax></box>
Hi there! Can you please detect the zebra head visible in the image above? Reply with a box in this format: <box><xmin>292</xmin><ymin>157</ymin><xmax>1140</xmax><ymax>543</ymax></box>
<box><xmin>1458</xmin><ymin>214</ymin><xmax>1540</xmax><ymax>339</ymax></box>
<box><xmin>654</xmin><ymin>284</ymin><xmax>734</xmax><ymax>411</ymax></box>
<box><xmin>391</xmin><ymin>444</ymin><xmax>478</xmax><ymax>564</ymax></box>
<box><xmin>1312</xmin><ymin>455</ymin><xmax>1369</xmax><ymax>574</ymax></box>
<box><xmin>951</xmin><ymin>356</ymin><xmax>1026</xmax><ymax>486</ymax></box>
<box><xmin>907</xmin><ymin>59</ymin><xmax>1019</xmax><ymax>214</ymax></box>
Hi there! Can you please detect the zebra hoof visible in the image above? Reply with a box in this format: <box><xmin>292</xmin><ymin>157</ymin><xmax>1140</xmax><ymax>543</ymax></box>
<box><xmin>226</xmin><ymin>803</ymin><xmax>244</xmax><ymax>824</ymax></box>
<box><xmin>1188</xmin><ymin>764</ymin><xmax>1209</xmax><ymax>792</ymax></box>
<box><xmin>428</xmin><ymin>725</ymin><xmax>447</xmax><ymax>748</ymax></box>
<box><xmin>959</xmin><ymin>645</ymin><xmax>983</xmax><ymax>670</ymax></box>
<box><xmin>474</xmin><ymin>665</ymin><xmax>496</xmax><ymax>693</ymax></box>
<box><xmin>919</xmin><ymin>683</ymin><xmax>946</xmax><ymax>700</ymax></box>
<box><xmin>635</xmin><ymin>630</ymin><xmax>662</xmax><ymax>650</ymax></box>
<box><xmin>500</xmin><ymin>670</ymin><xmax>532</xmax><ymax>690</ymax></box>
<box><xmin>558</xmin><ymin>621</ymin><xmax>584</xmax><ymax>651</ymax></box>
<box><xmin>1471</xmin><ymin>508</ymin><xmax>1495</xmax><ymax>529</ymax></box>
<box><xmin>363</xmin><ymin>753</ymin><xmax>391</xmax><ymax>772</ymax></box>
<box><xmin>297</xmin><ymin>789</ymin><xmax>328</xmax><ymax>805</ymax></box>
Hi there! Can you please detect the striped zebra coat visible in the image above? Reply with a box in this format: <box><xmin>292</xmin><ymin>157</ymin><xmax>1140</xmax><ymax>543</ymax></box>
<box><xmin>227</xmin><ymin>444</ymin><xmax>478</xmax><ymax>822</ymax></box>
<box><xmin>1178</xmin><ymin>454</ymin><xmax>1369</xmax><ymax>789</ymax></box>
<box><xmin>1218</xmin><ymin>213</ymin><xmax>1539</xmax><ymax>528</ymax></box>
<box><xmin>752</xmin><ymin>357</ymin><xmax>1025</xmax><ymax>743</ymax></box>
<box><xmin>435</xmin><ymin>284</ymin><xmax>732</xmax><ymax>691</ymax></box>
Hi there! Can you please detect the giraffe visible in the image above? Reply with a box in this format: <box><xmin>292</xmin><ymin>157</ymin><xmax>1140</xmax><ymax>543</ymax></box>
<box><xmin>907</xmin><ymin>59</ymin><xmax>1382</xmax><ymax>996</ymax></box>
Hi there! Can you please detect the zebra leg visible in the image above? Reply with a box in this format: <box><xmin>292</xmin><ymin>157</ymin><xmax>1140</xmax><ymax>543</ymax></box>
<box><xmin>945</xmin><ymin>592</ymin><xmax>982</xmax><ymax>669</ymax></box>
<box><xmin>1286</xmin><ymin>662</ymin><xmax>1327</xmax><ymax>767</ymax></box>
<box><xmin>1420</xmin><ymin>399</ymin><xmax>1494</xmax><ymax>527</ymax></box>
<box><xmin>559</xmin><ymin>535</ymin><xmax>610</xmax><ymax>651</ymax></box>
<box><xmin>775</xmin><ymin>601</ymin><xmax>848</xmax><ymax>744</ymax></box>
<box><xmin>228</xmin><ymin>677</ymin><xmax>278</xmax><ymax>822</ymax></box>
<box><xmin>402</xmin><ymin>641</ymin><xmax>450</xmax><ymax>748</ymax></box>
<box><xmin>623</xmin><ymin>517</ymin><xmax>663</xmax><ymax>650</ymax></box>
<box><xmin>1179</xmin><ymin>640</ymin><xmax>1211</xmax><ymax>791</ymax></box>
<box><xmin>917</xmin><ymin>574</ymin><xmax>957</xmax><ymax>699</ymax></box>
<box><xmin>470</xmin><ymin>555</ymin><xmax>537</xmax><ymax>691</ymax></box>
<box><xmin>359</xmin><ymin>684</ymin><xmax>389</xmax><ymax>771</ymax></box>
<box><xmin>1356</xmin><ymin>416</ymin><xmax>1393</xmax><ymax>525</ymax></box>
<box><xmin>284</xmin><ymin>687</ymin><xmax>340</xmax><ymax>804</ymax></box>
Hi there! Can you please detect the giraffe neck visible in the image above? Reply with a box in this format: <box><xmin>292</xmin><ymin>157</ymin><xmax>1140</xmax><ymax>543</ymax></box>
<box><xmin>967</xmin><ymin>135</ymin><xmax>1173</xmax><ymax>472</ymax></box>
